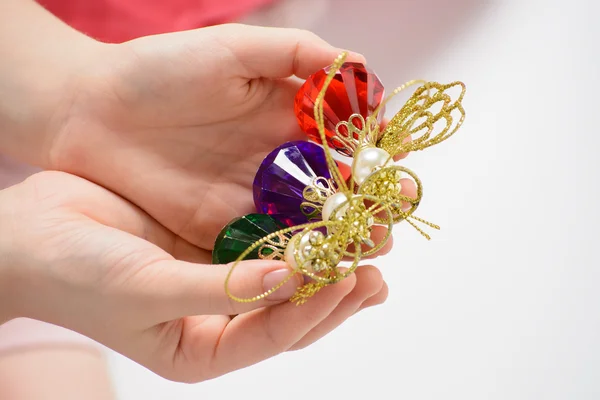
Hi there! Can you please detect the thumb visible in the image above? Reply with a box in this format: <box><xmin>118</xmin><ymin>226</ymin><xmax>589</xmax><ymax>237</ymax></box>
<box><xmin>182</xmin><ymin>23</ymin><xmax>366</xmax><ymax>79</ymax></box>
<box><xmin>145</xmin><ymin>259</ymin><xmax>304</xmax><ymax>319</ymax></box>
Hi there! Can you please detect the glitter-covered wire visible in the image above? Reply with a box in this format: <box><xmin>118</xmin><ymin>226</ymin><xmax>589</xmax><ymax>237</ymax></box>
<box><xmin>378</xmin><ymin>81</ymin><xmax>466</xmax><ymax>157</ymax></box>
<box><xmin>314</xmin><ymin>52</ymin><xmax>349</xmax><ymax>194</ymax></box>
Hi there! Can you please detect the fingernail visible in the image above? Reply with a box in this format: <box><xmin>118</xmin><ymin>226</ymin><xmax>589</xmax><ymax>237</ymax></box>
<box><xmin>263</xmin><ymin>269</ymin><xmax>301</xmax><ymax>301</ymax></box>
<box><xmin>341</xmin><ymin>49</ymin><xmax>366</xmax><ymax>64</ymax></box>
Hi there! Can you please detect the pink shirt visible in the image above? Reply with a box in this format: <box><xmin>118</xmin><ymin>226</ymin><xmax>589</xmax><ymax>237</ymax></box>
<box><xmin>37</xmin><ymin>0</ymin><xmax>277</xmax><ymax>42</ymax></box>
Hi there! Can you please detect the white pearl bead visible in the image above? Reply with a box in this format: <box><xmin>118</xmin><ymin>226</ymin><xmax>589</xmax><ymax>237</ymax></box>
<box><xmin>322</xmin><ymin>192</ymin><xmax>351</xmax><ymax>222</ymax></box>
<box><xmin>284</xmin><ymin>232</ymin><xmax>311</xmax><ymax>269</ymax></box>
<box><xmin>353</xmin><ymin>147</ymin><xmax>392</xmax><ymax>185</ymax></box>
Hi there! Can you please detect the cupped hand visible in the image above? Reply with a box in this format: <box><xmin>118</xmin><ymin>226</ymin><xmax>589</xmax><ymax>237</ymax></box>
<box><xmin>0</xmin><ymin>172</ymin><xmax>388</xmax><ymax>382</ymax></box>
<box><xmin>45</xmin><ymin>23</ymin><xmax>411</xmax><ymax>252</ymax></box>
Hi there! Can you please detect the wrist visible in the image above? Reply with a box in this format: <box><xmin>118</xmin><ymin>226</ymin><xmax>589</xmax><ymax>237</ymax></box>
<box><xmin>0</xmin><ymin>0</ymin><xmax>109</xmax><ymax>167</ymax></box>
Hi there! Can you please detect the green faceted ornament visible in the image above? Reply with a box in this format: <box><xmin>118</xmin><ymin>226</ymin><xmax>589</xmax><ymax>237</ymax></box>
<box><xmin>212</xmin><ymin>214</ymin><xmax>290</xmax><ymax>264</ymax></box>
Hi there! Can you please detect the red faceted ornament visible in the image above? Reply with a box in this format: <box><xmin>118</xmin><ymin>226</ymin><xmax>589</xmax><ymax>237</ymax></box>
<box><xmin>294</xmin><ymin>62</ymin><xmax>385</xmax><ymax>157</ymax></box>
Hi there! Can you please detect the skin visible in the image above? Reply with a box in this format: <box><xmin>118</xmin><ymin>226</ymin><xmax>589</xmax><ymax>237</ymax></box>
<box><xmin>0</xmin><ymin>0</ymin><xmax>416</xmax><ymax>388</ymax></box>
<box><xmin>0</xmin><ymin>171</ymin><xmax>394</xmax><ymax>382</ymax></box>
<box><xmin>0</xmin><ymin>346</ymin><xmax>115</xmax><ymax>399</ymax></box>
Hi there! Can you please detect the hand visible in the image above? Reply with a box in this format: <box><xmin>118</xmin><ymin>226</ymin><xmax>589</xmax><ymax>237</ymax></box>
<box><xmin>0</xmin><ymin>172</ymin><xmax>388</xmax><ymax>382</ymax></box>
<box><xmin>44</xmin><ymin>23</ymin><xmax>415</xmax><ymax>253</ymax></box>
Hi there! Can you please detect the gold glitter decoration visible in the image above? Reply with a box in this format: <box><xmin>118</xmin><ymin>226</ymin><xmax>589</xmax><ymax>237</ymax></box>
<box><xmin>224</xmin><ymin>52</ymin><xmax>465</xmax><ymax>305</ymax></box>
<box><xmin>377</xmin><ymin>81</ymin><xmax>466</xmax><ymax>157</ymax></box>
<box><xmin>257</xmin><ymin>232</ymin><xmax>290</xmax><ymax>260</ymax></box>
<box><xmin>331</xmin><ymin>113</ymin><xmax>380</xmax><ymax>156</ymax></box>
<box><xmin>358</xmin><ymin>165</ymin><xmax>422</xmax><ymax>224</ymax></box>
<box><xmin>290</xmin><ymin>282</ymin><xmax>326</xmax><ymax>305</ymax></box>
<box><xmin>329</xmin><ymin>195</ymin><xmax>375</xmax><ymax>247</ymax></box>
<box><xmin>300</xmin><ymin>176</ymin><xmax>337</xmax><ymax>220</ymax></box>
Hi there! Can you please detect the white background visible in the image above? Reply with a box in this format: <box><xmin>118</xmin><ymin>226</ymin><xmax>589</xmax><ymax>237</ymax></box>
<box><xmin>109</xmin><ymin>0</ymin><xmax>600</xmax><ymax>399</ymax></box>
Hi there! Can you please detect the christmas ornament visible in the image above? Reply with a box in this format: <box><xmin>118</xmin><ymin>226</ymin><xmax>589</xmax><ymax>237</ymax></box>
<box><xmin>253</xmin><ymin>140</ymin><xmax>338</xmax><ymax>227</ymax></box>
<box><xmin>295</xmin><ymin>60</ymin><xmax>466</xmax><ymax>223</ymax></box>
<box><xmin>213</xmin><ymin>51</ymin><xmax>466</xmax><ymax>305</ymax></box>
<box><xmin>212</xmin><ymin>214</ymin><xmax>289</xmax><ymax>265</ymax></box>
<box><xmin>294</xmin><ymin>62</ymin><xmax>385</xmax><ymax>156</ymax></box>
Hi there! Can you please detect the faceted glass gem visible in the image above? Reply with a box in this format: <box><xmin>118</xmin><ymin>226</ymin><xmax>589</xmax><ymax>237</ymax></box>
<box><xmin>254</xmin><ymin>141</ymin><xmax>342</xmax><ymax>227</ymax></box>
<box><xmin>294</xmin><ymin>62</ymin><xmax>385</xmax><ymax>156</ymax></box>
<box><xmin>212</xmin><ymin>214</ymin><xmax>288</xmax><ymax>265</ymax></box>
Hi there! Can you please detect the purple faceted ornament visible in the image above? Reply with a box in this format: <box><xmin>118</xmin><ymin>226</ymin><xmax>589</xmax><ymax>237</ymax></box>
<box><xmin>253</xmin><ymin>141</ymin><xmax>335</xmax><ymax>227</ymax></box>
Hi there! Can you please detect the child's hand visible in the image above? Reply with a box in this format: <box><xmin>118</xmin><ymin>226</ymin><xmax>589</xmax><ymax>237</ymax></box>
<box><xmin>0</xmin><ymin>172</ymin><xmax>388</xmax><ymax>382</ymax></box>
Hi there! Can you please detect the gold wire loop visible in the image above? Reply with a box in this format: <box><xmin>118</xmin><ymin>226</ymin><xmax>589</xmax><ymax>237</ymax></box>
<box><xmin>332</xmin><ymin>114</ymin><xmax>380</xmax><ymax>156</ymax></box>
<box><xmin>358</xmin><ymin>165</ymin><xmax>422</xmax><ymax>223</ymax></box>
<box><xmin>377</xmin><ymin>81</ymin><xmax>466</xmax><ymax>157</ymax></box>
<box><xmin>314</xmin><ymin>52</ymin><xmax>350</xmax><ymax>193</ymax></box>
<box><xmin>258</xmin><ymin>232</ymin><xmax>290</xmax><ymax>260</ymax></box>
<box><xmin>300</xmin><ymin>176</ymin><xmax>337</xmax><ymax>220</ymax></box>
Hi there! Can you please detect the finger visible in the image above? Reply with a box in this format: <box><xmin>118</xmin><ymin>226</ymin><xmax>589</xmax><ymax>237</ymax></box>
<box><xmin>205</xmin><ymin>272</ymin><xmax>357</xmax><ymax>378</ymax></box>
<box><xmin>399</xmin><ymin>177</ymin><xmax>417</xmax><ymax>210</ymax></box>
<box><xmin>206</xmin><ymin>24</ymin><xmax>366</xmax><ymax>79</ymax></box>
<box><xmin>356</xmin><ymin>281</ymin><xmax>389</xmax><ymax>312</ymax></box>
<box><xmin>38</xmin><ymin>171</ymin><xmax>210</xmax><ymax>262</ymax></box>
<box><xmin>145</xmin><ymin>259</ymin><xmax>304</xmax><ymax>319</ymax></box>
<box><xmin>288</xmin><ymin>266</ymin><xmax>385</xmax><ymax>351</ymax></box>
<box><xmin>171</xmin><ymin>237</ymin><xmax>212</xmax><ymax>264</ymax></box>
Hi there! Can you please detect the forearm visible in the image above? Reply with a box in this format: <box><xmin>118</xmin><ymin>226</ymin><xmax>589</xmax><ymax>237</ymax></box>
<box><xmin>0</xmin><ymin>0</ymin><xmax>101</xmax><ymax>166</ymax></box>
